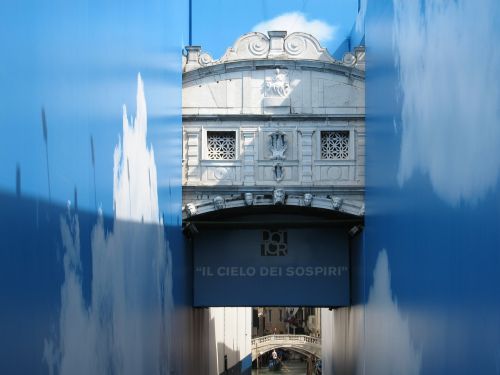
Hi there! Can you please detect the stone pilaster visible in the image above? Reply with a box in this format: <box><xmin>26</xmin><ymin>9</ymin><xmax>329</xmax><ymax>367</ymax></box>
<box><xmin>185</xmin><ymin>131</ymin><xmax>200</xmax><ymax>183</ymax></box>
<box><xmin>299</xmin><ymin>129</ymin><xmax>315</xmax><ymax>184</ymax></box>
<box><xmin>241</xmin><ymin>130</ymin><xmax>257</xmax><ymax>185</ymax></box>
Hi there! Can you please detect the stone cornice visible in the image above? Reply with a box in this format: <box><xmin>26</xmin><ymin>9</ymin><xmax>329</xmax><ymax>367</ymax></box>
<box><xmin>183</xmin><ymin>185</ymin><xmax>365</xmax><ymax>195</ymax></box>
<box><xmin>183</xmin><ymin>57</ymin><xmax>364</xmax><ymax>84</ymax></box>
<box><xmin>182</xmin><ymin>190</ymin><xmax>365</xmax><ymax>220</ymax></box>
<box><xmin>182</xmin><ymin>114</ymin><xmax>365</xmax><ymax>122</ymax></box>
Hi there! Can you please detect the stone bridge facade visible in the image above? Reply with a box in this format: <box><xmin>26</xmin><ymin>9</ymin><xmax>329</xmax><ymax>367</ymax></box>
<box><xmin>251</xmin><ymin>334</ymin><xmax>321</xmax><ymax>361</ymax></box>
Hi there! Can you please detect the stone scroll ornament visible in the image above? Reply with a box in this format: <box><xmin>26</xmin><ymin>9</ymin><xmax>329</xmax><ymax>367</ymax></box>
<box><xmin>264</xmin><ymin>68</ymin><xmax>290</xmax><ymax>97</ymax></box>
<box><xmin>284</xmin><ymin>34</ymin><xmax>306</xmax><ymax>56</ymax></box>
<box><xmin>198</xmin><ymin>52</ymin><xmax>213</xmax><ymax>67</ymax></box>
<box><xmin>247</xmin><ymin>34</ymin><xmax>269</xmax><ymax>57</ymax></box>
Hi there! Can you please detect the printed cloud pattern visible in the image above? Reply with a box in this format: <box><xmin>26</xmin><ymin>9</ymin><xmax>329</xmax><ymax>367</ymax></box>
<box><xmin>393</xmin><ymin>0</ymin><xmax>500</xmax><ymax>205</ymax></box>
<box><xmin>44</xmin><ymin>75</ymin><xmax>173</xmax><ymax>375</ymax></box>
<box><xmin>363</xmin><ymin>250</ymin><xmax>422</xmax><ymax>375</ymax></box>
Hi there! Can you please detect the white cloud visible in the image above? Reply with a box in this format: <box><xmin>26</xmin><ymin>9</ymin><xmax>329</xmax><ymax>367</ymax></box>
<box><xmin>393</xmin><ymin>0</ymin><xmax>500</xmax><ymax>205</ymax></box>
<box><xmin>364</xmin><ymin>249</ymin><xmax>422</xmax><ymax>375</ymax></box>
<box><xmin>252</xmin><ymin>12</ymin><xmax>337</xmax><ymax>43</ymax></box>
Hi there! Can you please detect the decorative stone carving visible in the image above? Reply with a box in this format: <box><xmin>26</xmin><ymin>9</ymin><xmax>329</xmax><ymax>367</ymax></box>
<box><xmin>342</xmin><ymin>47</ymin><xmax>366</xmax><ymax>71</ymax></box>
<box><xmin>182</xmin><ymin>31</ymin><xmax>363</xmax><ymax>73</ymax></box>
<box><xmin>269</xmin><ymin>131</ymin><xmax>287</xmax><ymax>160</ymax></box>
<box><xmin>342</xmin><ymin>52</ymin><xmax>356</xmax><ymax>67</ymax></box>
<box><xmin>248</xmin><ymin>34</ymin><xmax>270</xmax><ymax>56</ymax></box>
<box><xmin>264</xmin><ymin>69</ymin><xmax>290</xmax><ymax>97</ymax></box>
<box><xmin>303</xmin><ymin>193</ymin><xmax>313</xmax><ymax>207</ymax></box>
<box><xmin>273</xmin><ymin>162</ymin><xmax>284</xmax><ymax>182</ymax></box>
<box><xmin>247</xmin><ymin>33</ymin><xmax>270</xmax><ymax>57</ymax></box>
<box><xmin>198</xmin><ymin>52</ymin><xmax>213</xmax><ymax>66</ymax></box>
<box><xmin>213</xmin><ymin>196</ymin><xmax>225</xmax><ymax>210</ymax></box>
<box><xmin>273</xmin><ymin>189</ymin><xmax>286</xmax><ymax>205</ymax></box>
<box><xmin>213</xmin><ymin>167</ymin><xmax>234</xmax><ymax>180</ymax></box>
<box><xmin>207</xmin><ymin>131</ymin><xmax>236</xmax><ymax>160</ymax></box>
<box><xmin>327</xmin><ymin>166</ymin><xmax>342</xmax><ymax>180</ymax></box>
<box><xmin>283</xmin><ymin>32</ymin><xmax>334</xmax><ymax>61</ymax></box>
<box><xmin>185</xmin><ymin>203</ymin><xmax>197</xmax><ymax>216</ymax></box>
<box><xmin>321</xmin><ymin>131</ymin><xmax>350</xmax><ymax>160</ymax></box>
<box><xmin>284</xmin><ymin>34</ymin><xmax>306</xmax><ymax>56</ymax></box>
<box><xmin>220</xmin><ymin>32</ymin><xmax>270</xmax><ymax>61</ymax></box>
<box><xmin>331</xmin><ymin>197</ymin><xmax>343</xmax><ymax>210</ymax></box>
<box><xmin>244</xmin><ymin>192</ymin><xmax>254</xmax><ymax>206</ymax></box>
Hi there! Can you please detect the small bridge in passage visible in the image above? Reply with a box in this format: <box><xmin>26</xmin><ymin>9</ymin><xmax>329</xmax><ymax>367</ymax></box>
<box><xmin>251</xmin><ymin>334</ymin><xmax>321</xmax><ymax>361</ymax></box>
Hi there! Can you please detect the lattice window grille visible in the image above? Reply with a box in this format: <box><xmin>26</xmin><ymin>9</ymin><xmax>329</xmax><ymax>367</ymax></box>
<box><xmin>321</xmin><ymin>131</ymin><xmax>350</xmax><ymax>159</ymax></box>
<box><xmin>207</xmin><ymin>131</ymin><xmax>236</xmax><ymax>160</ymax></box>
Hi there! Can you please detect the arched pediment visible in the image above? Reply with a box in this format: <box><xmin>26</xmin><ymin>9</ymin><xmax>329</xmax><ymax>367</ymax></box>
<box><xmin>184</xmin><ymin>31</ymin><xmax>345</xmax><ymax>72</ymax></box>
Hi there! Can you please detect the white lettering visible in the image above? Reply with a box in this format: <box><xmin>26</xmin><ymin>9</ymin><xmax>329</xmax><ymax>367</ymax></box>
<box><xmin>217</xmin><ymin>266</ymin><xmax>227</xmax><ymax>277</ymax></box>
<box><xmin>246</xmin><ymin>267</ymin><xmax>256</xmax><ymax>277</ymax></box>
<box><xmin>260</xmin><ymin>267</ymin><xmax>269</xmax><ymax>276</ymax></box>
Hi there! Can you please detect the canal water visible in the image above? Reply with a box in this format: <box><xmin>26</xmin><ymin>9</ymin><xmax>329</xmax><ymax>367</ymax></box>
<box><xmin>252</xmin><ymin>359</ymin><xmax>307</xmax><ymax>374</ymax></box>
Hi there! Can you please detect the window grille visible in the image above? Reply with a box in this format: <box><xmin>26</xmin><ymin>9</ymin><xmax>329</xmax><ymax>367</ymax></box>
<box><xmin>321</xmin><ymin>131</ymin><xmax>350</xmax><ymax>159</ymax></box>
<box><xmin>207</xmin><ymin>131</ymin><xmax>236</xmax><ymax>160</ymax></box>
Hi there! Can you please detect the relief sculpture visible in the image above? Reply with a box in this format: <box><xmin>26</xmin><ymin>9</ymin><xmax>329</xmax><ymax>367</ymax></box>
<box><xmin>269</xmin><ymin>131</ymin><xmax>287</xmax><ymax>160</ymax></box>
<box><xmin>264</xmin><ymin>69</ymin><xmax>290</xmax><ymax>97</ymax></box>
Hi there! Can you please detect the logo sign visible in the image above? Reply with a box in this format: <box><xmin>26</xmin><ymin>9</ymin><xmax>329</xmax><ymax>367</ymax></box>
<box><xmin>261</xmin><ymin>230</ymin><xmax>288</xmax><ymax>256</ymax></box>
<box><xmin>193</xmin><ymin>227</ymin><xmax>349</xmax><ymax>306</ymax></box>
